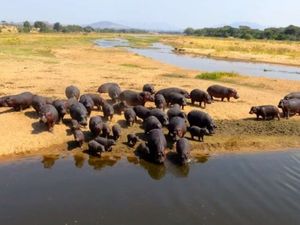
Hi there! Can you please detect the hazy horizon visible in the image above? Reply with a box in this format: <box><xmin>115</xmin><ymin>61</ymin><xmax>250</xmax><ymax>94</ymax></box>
<box><xmin>1</xmin><ymin>0</ymin><xmax>300</xmax><ymax>29</ymax></box>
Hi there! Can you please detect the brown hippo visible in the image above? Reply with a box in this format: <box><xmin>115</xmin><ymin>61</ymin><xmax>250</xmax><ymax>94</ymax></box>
<box><xmin>249</xmin><ymin>105</ymin><xmax>280</xmax><ymax>120</ymax></box>
<box><xmin>5</xmin><ymin>92</ymin><xmax>34</xmax><ymax>111</ymax></box>
<box><xmin>207</xmin><ymin>85</ymin><xmax>239</xmax><ymax>102</ymax></box>
<box><xmin>65</xmin><ymin>85</ymin><xmax>80</xmax><ymax>100</ymax></box>
<box><xmin>190</xmin><ymin>89</ymin><xmax>212</xmax><ymax>108</ymax></box>
<box><xmin>278</xmin><ymin>99</ymin><xmax>300</xmax><ymax>119</ymax></box>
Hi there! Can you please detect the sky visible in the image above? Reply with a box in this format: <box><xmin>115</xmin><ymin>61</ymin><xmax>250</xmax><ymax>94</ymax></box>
<box><xmin>0</xmin><ymin>0</ymin><xmax>300</xmax><ymax>29</ymax></box>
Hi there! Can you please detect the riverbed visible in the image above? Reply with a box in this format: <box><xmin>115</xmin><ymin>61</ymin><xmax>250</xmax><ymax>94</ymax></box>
<box><xmin>0</xmin><ymin>150</ymin><xmax>299</xmax><ymax>225</ymax></box>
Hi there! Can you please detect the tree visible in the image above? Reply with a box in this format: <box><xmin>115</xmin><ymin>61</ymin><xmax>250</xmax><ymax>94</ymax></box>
<box><xmin>184</xmin><ymin>27</ymin><xmax>194</xmax><ymax>35</ymax></box>
<box><xmin>23</xmin><ymin>21</ymin><xmax>31</xmax><ymax>33</ymax></box>
<box><xmin>34</xmin><ymin>21</ymin><xmax>48</xmax><ymax>32</ymax></box>
<box><xmin>53</xmin><ymin>22</ymin><xmax>62</xmax><ymax>32</ymax></box>
<box><xmin>83</xmin><ymin>26</ymin><xmax>94</xmax><ymax>33</ymax></box>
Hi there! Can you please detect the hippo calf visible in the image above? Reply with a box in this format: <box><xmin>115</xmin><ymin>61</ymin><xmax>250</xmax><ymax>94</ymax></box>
<box><xmin>94</xmin><ymin>137</ymin><xmax>116</xmax><ymax>152</ymax></box>
<box><xmin>102</xmin><ymin>102</ymin><xmax>114</xmax><ymax>121</ymax></box>
<box><xmin>71</xmin><ymin>119</ymin><xmax>81</xmax><ymax>131</ymax></box>
<box><xmin>168</xmin><ymin>116</ymin><xmax>187</xmax><ymax>141</ymax></box>
<box><xmin>176</xmin><ymin>138</ymin><xmax>191</xmax><ymax>165</ymax></box>
<box><xmin>284</xmin><ymin>92</ymin><xmax>300</xmax><ymax>100</ymax></box>
<box><xmin>89</xmin><ymin>116</ymin><xmax>103</xmax><ymax>136</ymax></box>
<box><xmin>187</xmin><ymin>110</ymin><xmax>216</xmax><ymax>134</ymax></box>
<box><xmin>73</xmin><ymin>129</ymin><xmax>84</xmax><ymax>147</ymax></box>
<box><xmin>154</xmin><ymin>94</ymin><xmax>166</xmax><ymax>111</ymax></box>
<box><xmin>249</xmin><ymin>105</ymin><xmax>280</xmax><ymax>120</ymax></box>
<box><xmin>143</xmin><ymin>116</ymin><xmax>162</xmax><ymax>133</ymax></box>
<box><xmin>207</xmin><ymin>85</ymin><xmax>239</xmax><ymax>102</ymax></box>
<box><xmin>190</xmin><ymin>89</ymin><xmax>212</xmax><ymax>108</ymax></box>
<box><xmin>127</xmin><ymin>134</ymin><xmax>139</xmax><ymax>147</ymax></box>
<box><xmin>112</xmin><ymin>124</ymin><xmax>121</xmax><ymax>140</ymax></box>
<box><xmin>278</xmin><ymin>99</ymin><xmax>300</xmax><ymax>119</ymax></box>
<box><xmin>65</xmin><ymin>85</ymin><xmax>80</xmax><ymax>100</ymax></box>
<box><xmin>69</xmin><ymin>102</ymin><xmax>88</xmax><ymax>126</ymax></box>
<box><xmin>88</xmin><ymin>140</ymin><xmax>105</xmax><ymax>154</ymax></box>
<box><xmin>39</xmin><ymin>104</ymin><xmax>59</xmax><ymax>132</ymax></box>
<box><xmin>188</xmin><ymin>126</ymin><xmax>210</xmax><ymax>142</ymax></box>
<box><xmin>124</xmin><ymin>108</ymin><xmax>137</xmax><ymax>126</ymax></box>
<box><xmin>5</xmin><ymin>92</ymin><xmax>34</xmax><ymax>111</ymax></box>
<box><xmin>97</xmin><ymin>83</ymin><xmax>120</xmax><ymax>93</ymax></box>
<box><xmin>143</xmin><ymin>84</ymin><xmax>155</xmax><ymax>94</ymax></box>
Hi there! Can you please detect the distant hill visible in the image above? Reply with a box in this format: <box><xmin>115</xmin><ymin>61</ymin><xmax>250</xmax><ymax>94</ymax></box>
<box><xmin>89</xmin><ymin>21</ymin><xmax>130</xmax><ymax>30</ymax></box>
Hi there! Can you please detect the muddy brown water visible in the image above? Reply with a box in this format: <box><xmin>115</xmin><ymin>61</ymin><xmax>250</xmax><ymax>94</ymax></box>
<box><xmin>0</xmin><ymin>150</ymin><xmax>299</xmax><ymax>225</ymax></box>
<box><xmin>95</xmin><ymin>39</ymin><xmax>300</xmax><ymax>81</ymax></box>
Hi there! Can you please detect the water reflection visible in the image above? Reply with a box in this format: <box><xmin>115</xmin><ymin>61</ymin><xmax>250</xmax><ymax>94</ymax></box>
<box><xmin>41</xmin><ymin>155</ymin><xmax>60</xmax><ymax>169</ymax></box>
<box><xmin>87</xmin><ymin>155</ymin><xmax>121</xmax><ymax>170</ymax></box>
<box><xmin>73</xmin><ymin>153</ymin><xmax>85</xmax><ymax>168</ymax></box>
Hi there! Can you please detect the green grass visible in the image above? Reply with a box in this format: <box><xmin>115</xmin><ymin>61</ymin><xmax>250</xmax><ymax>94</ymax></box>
<box><xmin>196</xmin><ymin>72</ymin><xmax>239</xmax><ymax>80</ymax></box>
<box><xmin>162</xmin><ymin>73</ymin><xmax>187</xmax><ymax>78</ymax></box>
<box><xmin>124</xmin><ymin>35</ymin><xmax>161</xmax><ymax>47</ymax></box>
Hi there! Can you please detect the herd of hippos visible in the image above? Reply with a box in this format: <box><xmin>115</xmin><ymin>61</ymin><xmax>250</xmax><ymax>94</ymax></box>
<box><xmin>0</xmin><ymin>82</ymin><xmax>300</xmax><ymax>165</ymax></box>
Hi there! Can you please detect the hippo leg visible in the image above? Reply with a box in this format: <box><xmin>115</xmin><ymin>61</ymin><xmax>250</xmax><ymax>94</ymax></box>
<box><xmin>191</xmin><ymin>100</ymin><xmax>195</xmax><ymax>105</ymax></box>
<box><xmin>277</xmin><ymin>114</ymin><xmax>280</xmax><ymax>121</ymax></box>
<box><xmin>221</xmin><ymin>98</ymin><xmax>224</xmax><ymax>101</ymax></box>
<box><xmin>200</xmin><ymin>136</ymin><xmax>204</xmax><ymax>142</ymax></box>
<box><xmin>191</xmin><ymin>135</ymin><xmax>194</xmax><ymax>140</ymax></box>
<box><xmin>227</xmin><ymin>97</ymin><xmax>230</xmax><ymax>102</ymax></box>
<box><xmin>203</xmin><ymin>102</ymin><xmax>206</xmax><ymax>109</ymax></box>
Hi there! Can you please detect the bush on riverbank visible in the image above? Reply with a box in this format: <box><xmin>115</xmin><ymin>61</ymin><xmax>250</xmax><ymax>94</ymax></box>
<box><xmin>196</xmin><ymin>72</ymin><xmax>239</xmax><ymax>80</ymax></box>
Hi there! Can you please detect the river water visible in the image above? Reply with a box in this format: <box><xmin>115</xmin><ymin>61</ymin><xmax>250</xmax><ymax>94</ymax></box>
<box><xmin>95</xmin><ymin>38</ymin><xmax>300</xmax><ymax>80</ymax></box>
<box><xmin>0</xmin><ymin>150</ymin><xmax>299</xmax><ymax>225</ymax></box>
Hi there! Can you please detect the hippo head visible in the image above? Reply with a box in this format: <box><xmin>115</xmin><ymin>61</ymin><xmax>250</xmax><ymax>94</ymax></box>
<box><xmin>178</xmin><ymin>150</ymin><xmax>191</xmax><ymax>165</ymax></box>
<box><xmin>140</xmin><ymin>91</ymin><xmax>154</xmax><ymax>102</ymax></box>
<box><xmin>40</xmin><ymin>112</ymin><xmax>51</xmax><ymax>124</ymax></box>
<box><xmin>278</xmin><ymin>99</ymin><xmax>285</xmax><ymax>108</ymax></box>
<box><xmin>229</xmin><ymin>88</ymin><xmax>239</xmax><ymax>99</ymax></box>
<box><xmin>202</xmin><ymin>128</ymin><xmax>210</xmax><ymax>136</ymax></box>
<box><xmin>57</xmin><ymin>104</ymin><xmax>67</xmax><ymax>115</ymax></box>
<box><xmin>97</xmin><ymin>145</ymin><xmax>105</xmax><ymax>153</ymax></box>
<box><xmin>162</xmin><ymin>115</ymin><xmax>169</xmax><ymax>126</ymax></box>
<box><xmin>155</xmin><ymin>148</ymin><xmax>166</xmax><ymax>164</ymax></box>
<box><xmin>5</xmin><ymin>97</ymin><xmax>16</xmax><ymax>107</ymax></box>
<box><xmin>249</xmin><ymin>106</ymin><xmax>258</xmax><ymax>114</ymax></box>
<box><xmin>205</xmin><ymin>93</ymin><xmax>212</xmax><ymax>104</ymax></box>
<box><xmin>108</xmin><ymin>139</ymin><xmax>116</xmax><ymax>146</ymax></box>
<box><xmin>181</xmin><ymin>90</ymin><xmax>190</xmax><ymax>99</ymax></box>
<box><xmin>79</xmin><ymin>116</ymin><xmax>88</xmax><ymax>126</ymax></box>
<box><xmin>207</xmin><ymin>123</ymin><xmax>216</xmax><ymax>134</ymax></box>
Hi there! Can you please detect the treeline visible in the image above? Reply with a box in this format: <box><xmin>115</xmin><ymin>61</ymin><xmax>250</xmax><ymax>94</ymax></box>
<box><xmin>18</xmin><ymin>21</ymin><xmax>147</xmax><ymax>34</ymax></box>
<box><xmin>184</xmin><ymin>25</ymin><xmax>300</xmax><ymax>41</ymax></box>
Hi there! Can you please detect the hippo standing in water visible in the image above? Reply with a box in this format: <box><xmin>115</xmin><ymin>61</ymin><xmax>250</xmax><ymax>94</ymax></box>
<box><xmin>144</xmin><ymin>129</ymin><xmax>167</xmax><ymax>164</ymax></box>
<box><xmin>88</xmin><ymin>140</ymin><xmax>105</xmax><ymax>154</ymax></box>
<box><xmin>73</xmin><ymin>129</ymin><xmax>84</xmax><ymax>147</ymax></box>
<box><xmin>79</xmin><ymin>94</ymin><xmax>94</xmax><ymax>116</ymax></box>
<box><xmin>190</xmin><ymin>89</ymin><xmax>212</xmax><ymax>108</ymax></box>
<box><xmin>207</xmin><ymin>85</ymin><xmax>239</xmax><ymax>102</ymax></box>
<box><xmin>284</xmin><ymin>92</ymin><xmax>300</xmax><ymax>100</ymax></box>
<box><xmin>89</xmin><ymin>116</ymin><xmax>103</xmax><ymax>137</ymax></box>
<box><xmin>278</xmin><ymin>99</ymin><xmax>300</xmax><ymax>119</ymax></box>
<box><xmin>5</xmin><ymin>92</ymin><xmax>34</xmax><ymax>111</ymax></box>
<box><xmin>154</xmin><ymin>94</ymin><xmax>166</xmax><ymax>111</ymax></box>
<box><xmin>52</xmin><ymin>99</ymin><xmax>68</xmax><ymax>122</ymax></box>
<box><xmin>119</xmin><ymin>90</ymin><xmax>154</xmax><ymax>106</ymax></box>
<box><xmin>143</xmin><ymin>84</ymin><xmax>155</xmax><ymax>94</ymax></box>
<box><xmin>249</xmin><ymin>105</ymin><xmax>280</xmax><ymax>120</ymax></box>
<box><xmin>65</xmin><ymin>85</ymin><xmax>80</xmax><ymax>100</ymax></box>
<box><xmin>168</xmin><ymin>116</ymin><xmax>187</xmax><ymax>141</ymax></box>
<box><xmin>176</xmin><ymin>138</ymin><xmax>191</xmax><ymax>165</ymax></box>
<box><xmin>97</xmin><ymin>83</ymin><xmax>120</xmax><ymax>93</ymax></box>
<box><xmin>127</xmin><ymin>134</ymin><xmax>139</xmax><ymax>147</ymax></box>
<box><xmin>187</xmin><ymin>110</ymin><xmax>216</xmax><ymax>134</ymax></box>
<box><xmin>39</xmin><ymin>104</ymin><xmax>59</xmax><ymax>132</ymax></box>
<box><xmin>69</xmin><ymin>102</ymin><xmax>88</xmax><ymax>126</ymax></box>
<box><xmin>124</xmin><ymin>108</ymin><xmax>137</xmax><ymax>126</ymax></box>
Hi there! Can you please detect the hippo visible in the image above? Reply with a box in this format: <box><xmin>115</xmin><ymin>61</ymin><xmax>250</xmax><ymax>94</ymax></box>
<box><xmin>207</xmin><ymin>85</ymin><xmax>239</xmax><ymax>102</ymax></box>
<box><xmin>39</xmin><ymin>104</ymin><xmax>59</xmax><ymax>132</ymax></box>
<box><xmin>102</xmin><ymin>102</ymin><xmax>114</xmax><ymax>121</ymax></box>
<box><xmin>89</xmin><ymin>116</ymin><xmax>103</xmax><ymax>136</ymax></box>
<box><xmin>32</xmin><ymin>95</ymin><xmax>48</xmax><ymax>113</ymax></box>
<box><xmin>71</xmin><ymin>119</ymin><xmax>81</xmax><ymax>131</ymax></box>
<box><xmin>65</xmin><ymin>85</ymin><xmax>80</xmax><ymax>99</ymax></box>
<box><xmin>278</xmin><ymin>99</ymin><xmax>300</xmax><ymax>119</ymax></box>
<box><xmin>112</xmin><ymin>124</ymin><xmax>121</xmax><ymax>140</ymax></box>
<box><xmin>145</xmin><ymin>129</ymin><xmax>167</xmax><ymax>164</ymax></box>
<box><xmin>94</xmin><ymin>137</ymin><xmax>116</xmax><ymax>151</ymax></box>
<box><xmin>143</xmin><ymin>84</ymin><xmax>155</xmax><ymax>94</ymax></box>
<box><xmin>190</xmin><ymin>89</ymin><xmax>212</xmax><ymax>108</ymax></box>
<box><xmin>176</xmin><ymin>138</ymin><xmax>191</xmax><ymax>165</ymax></box>
<box><xmin>0</xmin><ymin>95</ymin><xmax>10</xmax><ymax>107</ymax></box>
<box><xmin>113</xmin><ymin>101</ymin><xmax>128</xmax><ymax>115</ymax></box>
<box><xmin>249</xmin><ymin>105</ymin><xmax>280</xmax><ymax>120</ymax></box>
<box><xmin>119</xmin><ymin>90</ymin><xmax>154</xmax><ymax>106</ymax></box>
<box><xmin>97</xmin><ymin>83</ymin><xmax>120</xmax><ymax>93</ymax></box>
<box><xmin>154</xmin><ymin>94</ymin><xmax>167</xmax><ymax>111</ymax></box>
<box><xmin>127</xmin><ymin>134</ymin><xmax>139</xmax><ymax>147</ymax></box>
<box><xmin>167</xmin><ymin>104</ymin><xmax>186</xmax><ymax>120</ymax></box>
<box><xmin>143</xmin><ymin>116</ymin><xmax>163</xmax><ymax>133</ymax></box>
<box><xmin>188</xmin><ymin>126</ymin><xmax>210</xmax><ymax>142</ymax></box>
<box><xmin>168</xmin><ymin>116</ymin><xmax>187</xmax><ymax>141</ymax></box>
<box><xmin>101</xmin><ymin>123</ymin><xmax>111</xmax><ymax>138</ymax></box>
<box><xmin>156</xmin><ymin>87</ymin><xmax>190</xmax><ymax>99</ymax></box>
<box><xmin>88</xmin><ymin>140</ymin><xmax>105</xmax><ymax>154</ymax></box>
<box><xmin>187</xmin><ymin>110</ymin><xmax>216</xmax><ymax>134</ymax></box>
<box><xmin>167</xmin><ymin>93</ymin><xmax>187</xmax><ymax>109</ymax></box>
<box><xmin>79</xmin><ymin>95</ymin><xmax>94</xmax><ymax>116</ymax></box>
<box><xmin>284</xmin><ymin>92</ymin><xmax>300</xmax><ymax>100</ymax></box>
<box><xmin>52</xmin><ymin>99</ymin><xmax>68</xmax><ymax>122</ymax></box>
<box><xmin>133</xmin><ymin>105</ymin><xmax>151</xmax><ymax>120</ymax></box>
<box><xmin>124</xmin><ymin>108</ymin><xmax>137</xmax><ymax>126</ymax></box>
<box><xmin>84</xmin><ymin>94</ymin><xmax>105</xmax><ymax>110</ymax></box>
<box><xmin>67</xmin><ymin>97</ymin><xmax>78</xmax><ymax>109</ymax></box>
<box><xmin>69</xmin><ymin>102</ymin><xmax>88</xmax><ymax>126</ymax></box>
<box><xmin>73</xmin><ymin>129</ymin><xmax>84</xmax><ymax>147</ymax></box>
<box><xmin>149</xmin><ymin>108</ymin><xmax>169</xmax><ymax>126</ymax></box>
<box><xmin>5</xmin><ymin>92</ymin><xmax>34</xmax><ymax>111</ymax></box>
<box><xmin>108</xmin><ymin>86</ymin><xmax>122</xmax><ymax>103</ymax></box>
